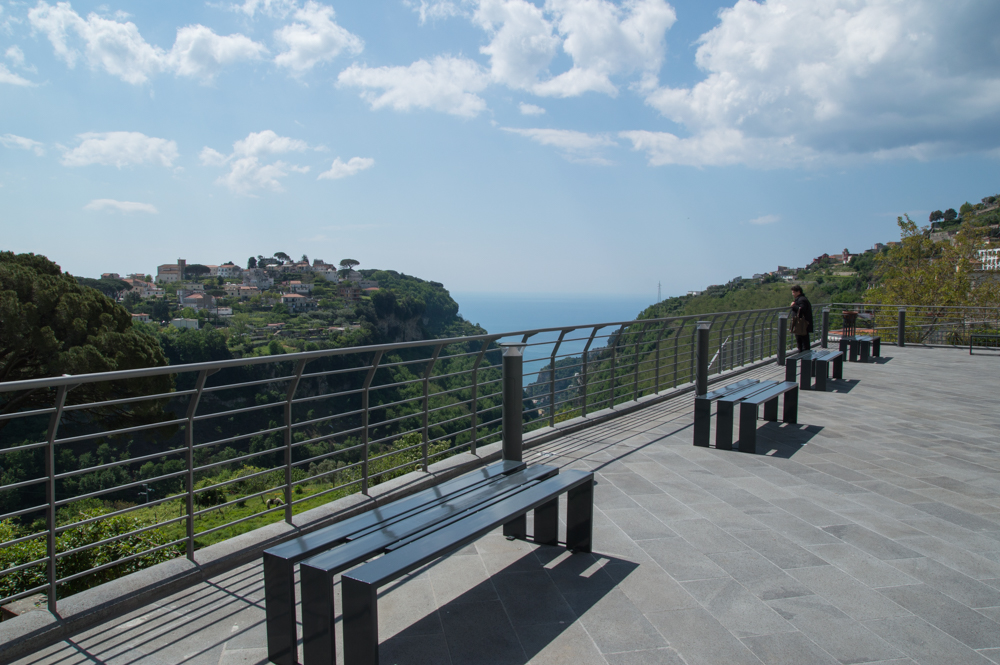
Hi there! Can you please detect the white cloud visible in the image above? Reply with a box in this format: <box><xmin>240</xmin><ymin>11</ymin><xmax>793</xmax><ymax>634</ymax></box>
<box><xmin>640</xmin><ymin>0</ymin><xmax>1000</xmax><ymax>166</ymax></box>
<box><xmin>0</xmin><ymin>133</ymin><xmax>45</xmax><ymax>155</ymax></box>
<box><xmin>61</xmin><ymin>132</ymin><xmax>179</xmax><ymax>168</ymax></box>
<box><xmin>231</xmin><ymin>0</ymin><xmax>297</xmax><ymax>19</ymax></box>
<box><xmin>274</xmin><ymin>2</ymin><xmax>363</xmax><ymax>74</ymax></box>
<box><xmin>318</xmin><ymin>156</ymin><xmax>374</xmax><ymax>180</ymax></box>
<box><xmin>84</xmin><ymin>198</ymin><xmax>158</xmax><ymax>214</ymax></box>
<box><xmin>5</xmin><ymin>45</ymin><xmax>25</xmax><ymax>67</ymax></box>
<box><xmin>407</xmin><ymin>0</ymin><xmax>464</xmax><ymax>25</ymax></box>
<box><xmin>519</xmin><ymin>102</ymin><xmax>545</xmax><ymax>115</ymax></box>
<box><xmin>536</xmin><ymin>0</ymin><xmax>676</xmax><ymax>97</ymax></box>
<box><xmin>0</xmin><ymin>63</ymin><xmax>34</xmax><ymax>86</ymax></box>
<box><xmin>503</xmin><ymin>126</ymin><xmax>616</xmax><ymax>163</ymax></box>
<box><xmin>202</xmin><ymin>130</ymin><xmax>311</xmax><ymax>195</ymax></box>
<box><xmin>28</xmin><ymin>1</ymin><xmax>265</xmax><ymax>84</ymax></box>
<box><xmin>339</xmin><ymin>56</ymin><xmax>490</xmax><ymax>117</ymax></box>
<box><xmin>749</xmin><ymin>214</ymin><xmax>779</xmax><ymax>225</ymax></box>
<box><xmin>474</xmin><ymin>0</ymin><xmax>559</xmax><ymax>90</ymax></box>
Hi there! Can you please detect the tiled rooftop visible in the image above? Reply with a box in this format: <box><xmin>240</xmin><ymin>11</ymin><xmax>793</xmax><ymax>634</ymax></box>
<box><xmin>12</xmin><ymin>345</ymin><xmax>1000</xmax><ymax>665</ymax></box>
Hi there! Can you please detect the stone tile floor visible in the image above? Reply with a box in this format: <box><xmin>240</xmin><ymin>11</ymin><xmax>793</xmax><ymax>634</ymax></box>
<box><xmin>12</xmin><ymin>345</ymin><xmax>1000</xmax><ymax>665</ymax></box>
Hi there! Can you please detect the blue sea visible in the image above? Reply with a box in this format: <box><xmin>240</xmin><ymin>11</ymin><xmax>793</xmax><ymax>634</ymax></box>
<box><xmin>451</xmin><ymin>292</ymin><xmax>656</xmax><ymax>379</ymax></box>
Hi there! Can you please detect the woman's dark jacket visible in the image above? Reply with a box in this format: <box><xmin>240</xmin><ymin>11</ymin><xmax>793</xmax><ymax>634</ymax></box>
<box><xmin>791</xmin><ymin>294</ymin><xmax>814</xmax><ymax>334</ymax></box>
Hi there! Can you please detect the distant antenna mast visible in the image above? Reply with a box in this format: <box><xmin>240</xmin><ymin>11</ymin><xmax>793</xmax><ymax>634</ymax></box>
<box><xmin>657</xmin><ymin>281</ymin><xmax>661</xmax><ymax>303</ymax></box>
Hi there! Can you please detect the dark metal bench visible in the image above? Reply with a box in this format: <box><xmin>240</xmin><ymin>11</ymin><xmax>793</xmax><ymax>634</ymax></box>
<box><xmin>263</xmin><ymin>460</ymin><xmax>526</xmax><ymax>665</ymax></box>
<box><xmin>737</xmin><ymin>381</ymin><xmax>798</xmax><ymax>453</ymax></box>
<box><xmin>336</xmin><ymin>469</ymin><xmax>595</xmax><ymax>665</ymax></box>
<box><xmin>839</xmin><ymin>335</ymin><xmax>880</xmax><ymax>362</ymax></box>
<box><xmin>693</xmin><ymin>378</ymin><xmax>760</xmax><ymax>447</ymax></box>
<box><xmin>713</xmin><ymin>381</ymin><xmax>786</xmax><ymax>451</ymax></box>
<box><xmin>970</xmin><ymin>332</ymin><xmax>1000</xmax><ymax>355</ymax></box>
<box><xmin>785</xmin><ymin>349</ymin><xmax>844</xmax><ymax>391</ymax></box>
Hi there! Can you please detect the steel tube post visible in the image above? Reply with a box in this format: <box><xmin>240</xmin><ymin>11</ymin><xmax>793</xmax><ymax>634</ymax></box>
<box><xmin>580</xmin><ymin>327</ymin><xmax>600</xmax><ymax>417</ymax></box>
<box><xmin>360</xmin><ymin>351</ymin><xmax>384</xmax><ymax>495</ymax></box>
<box><xmin>695</xmin><ymin>321</ymin><xmax>711</xmax><ymax>396</ymax></box>
<box><xmin>898</xmin><ymin>308</ymin><xmax>906</xmax><ymax>347</ymax></box>
<box><xmin>632</xmin><ymin>327</ymin><xmax>647</xmax><ymax>401</ymax></box>
<box><xmin>549</xmin><ymin>331</ymin><xmax>568</xmax><ymax>427</ymax></box>
<box><xmin>45</xmin><ymin>383</ymin><xmax>71</xmax><ymax>613</ymax></box>
<box><xmin>821</xmin><ymin>308</ymin><xmax>830</xmax><ymax>349</ymax></box>
<box><xmin>421</xmin><ymin>344</ymin><xmax>445</xmax><ymax>472</ymax></box>
<box><xmin>186</xmin><ymin>370</ymin><xmax>211</xmax><ymax>559</ymax></box>
<box><xmin>500</xmin><ymin>343</ymin><xmax>526</xmax><ymax>463</ymax></box>
<box><xmin>777</xmin><ymin>313</ymin><xmax>789</xmax><ymax>366</ymax></box>
<box><xmin>284</xmin><ymin>360</ymin><xmax>307</xmax><ymax>523</ymax></box>
<box><xmin>469</xmin><ymin>339</ymin><xmax>492</xmax><ymax>455</ymax></box>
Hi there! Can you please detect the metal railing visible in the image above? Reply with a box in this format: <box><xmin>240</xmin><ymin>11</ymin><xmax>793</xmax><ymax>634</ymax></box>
<box><xmin>828</xmin><ymin>303</ymin><xmax>1000</xmax><ymax>346</ymax></box>
<box><xmin>0</xmin><ymin>306</ymin><xmax>789</xmax><ymax>611</ymax></box>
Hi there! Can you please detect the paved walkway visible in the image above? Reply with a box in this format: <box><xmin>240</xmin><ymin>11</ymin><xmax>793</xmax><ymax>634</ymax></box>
<box><xmin>13</xmin><ymin>345</ymin><xmax>1000</xmax><ymax>665</ymax></box>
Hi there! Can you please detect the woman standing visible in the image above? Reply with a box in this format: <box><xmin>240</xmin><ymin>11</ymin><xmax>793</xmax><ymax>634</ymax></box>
<box><xmin>790</xmin><ymin>286</ymin><xmax>813</xmax><ymax>352</ymax></box>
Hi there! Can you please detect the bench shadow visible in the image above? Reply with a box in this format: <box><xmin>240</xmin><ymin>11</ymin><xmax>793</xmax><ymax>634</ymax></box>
<box><xmin>823</xmin><ymin>378</ymin><xmax>860</xmax><ymax>394</ymax></box>
<box><xmin>752</xmin><ymin>423</ymin><xmax>824</xmax><ymax>459</ymax></box>
<box><xmin>374</xmin><ymin>547</ymin><xmax>638</xmax><ymax>665</ymax></box>
<box><xmin>870</xmin><ymin>356</ymin><xmax>893</xmax><ymax>364</ymax></box>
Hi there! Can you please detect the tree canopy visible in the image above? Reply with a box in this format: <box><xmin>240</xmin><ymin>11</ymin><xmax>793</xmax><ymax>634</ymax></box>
<box><xmin>0</xmin><ymin>252</ymin><xmax>170</xmax><ymax>422</ymax></box>
<box><xmin>865</xmin><ymin>216</ymin><xmax>1000</xmax><ymax>309</ymax></box>
<box><xmin>185</xmin><ymin>264</ymin><xmax>211</xmax><ymax>278</ymax></box>
<box><xmin>247</xmin><ymin>257</ymin><xmax>257</xmax><ymax>269</ymax></box>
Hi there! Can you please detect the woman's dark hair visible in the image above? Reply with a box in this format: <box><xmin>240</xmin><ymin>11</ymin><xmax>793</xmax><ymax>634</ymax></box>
<box><xmin>791</xmin><ymin>285</ymin><xmax>804</xmax><ymax>295</ymax></box>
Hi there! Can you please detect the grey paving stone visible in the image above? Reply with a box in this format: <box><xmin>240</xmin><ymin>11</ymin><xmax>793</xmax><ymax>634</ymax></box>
<box><xmin>602</xmin><ymin>647</ymin><xmax>685</xmax><ymax>665</ymax></box>
<box><xmin>787</xmin><ymin>565</ymin><xmax>910</xmax><ymax>620</ymax></box>
<box><xmin>768</xmin><ymin>497</ymin><xmax>849</xmax><ymax>528</ymax></box>
<box><xmin>601</xmin><ymin>472</ymin><xmax>665</xmax><ymax>497</ymax></box>
<box><xmin>601</xmin><ymin>507</ymin><xmax>677</xmax><ymax>541</ymax></box>
<box><xmin>377</xmin><ymin>634</ymin><xmax>453</xmax><ymax>665</ymax></box>
<box><xmin>665</xmin><ymin>517</ymin><xmax>749</xmax><ymax>554</ymax></box>
<box><xmin>750</xmin><ymin>511</ymin><xmax>844</xmax><ymax>546</ymax></box>
<box><xmin>877</xmin><ymin>584</ymin><xmax>1000</xmax><ymax>649</ymax></box>
<box><xmin>741</xmin><ymin>631</ymin><xmax>840</xmax><ymax>665</ymax></box>
<box><xmin>492</xmin><ymin>570</ymin><xmax>576</xmax><ymax>627</ymax></box>
<box><xmin>682</xmin><ymin>577</ymin><xmax>794</xmax><ymax>638</ymax></box>
<box><xmin>707</xmin><ymin>550</ymin><xmax>813</xmax><ymax>601</ymax></box>
<box><xmin>888</xmin><ymin>557</ymin><xmax>1000</xmax><ymax>608</ymax></box>
<box><xmin>628</xmin><ymin>492</ymin><xmax>700</xmax><ymax>521</ymax></box>
<box><xmin>766</xmin><ymin>595</ymin><xmax>905</xmax><ymax>664</ymax></box>
<box><xmin>637</xmin><ymin>537</ymin><xmax>729</xmax><ymax>582</ymax></box>
<box><xmin>645</xmin><ymin>607</ymin><xmax>762</xmax><ymax>665</ymax></box>
<box><xmin>438</xmin><ymin>600</ymin><xmax>525</xmax><ymax>665</ymax></box>
<box><xmin>822</xmin><ymin>524</ymin><xmax>923</xmax><ymax>561</ymax></box>
<box><xmin>912</xmin><ymin>502</ymin><xmax>1000</xmax><ymax>533</ymax></box>
<box><xmin>733</xmin><ymin>529</ymin><xmax>830</xmax><ymax>569</ymax></box>
<box><xmin>602</xmin><ymin>561</ymin><xmax>700</xmax><ymax>613</ymax></box>
<box><xmin>562</xmin><ymin>588</ymin><xmax>667</xmax><ymax>654</ymax></box>
<box><xmin>863</xmin><ymin>615</ymin><xmax>995</xmax><ymax>665</ymax></box>
<box><xmin>516</xmin><ymin>621</ymin><xmax>607</xmax><ymax>665</ymax></box>
<box><xmin>895</xmin><ymin>534</ymin><xmax>1000</xmax><ymax>580</ymax></box>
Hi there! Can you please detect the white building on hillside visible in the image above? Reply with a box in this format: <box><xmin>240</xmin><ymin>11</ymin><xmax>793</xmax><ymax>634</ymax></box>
<box><xmin>980</xmin><ymin>248</ymin><xmax>1000</xmax><ymax>270</ymax></box>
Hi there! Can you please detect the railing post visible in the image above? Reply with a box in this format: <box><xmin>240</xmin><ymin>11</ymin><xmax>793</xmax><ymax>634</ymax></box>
<box><xmin>549</xmin><ymin>331</ymin><xmax>569</xmax><ymax>427</ymax></box>
<box><xmin>821</xmin><ymin>308</ymin><xmax>830</xmax><ymax>348</ymax></box>
<box><xmin>185</xmin><ymin>370</ymin><xmax>211</xmax><ymax>559</ymax></box>
<box><xmin>501</xmin><ymin>343</ymin><xmax>526</xmax><ymax>462</ymax></box>
<box><xmin>469</xmin><ymin>339</ymin><xmax>493</xmax><ymax>455</ymax></box>
<box><xmin>898</xmin><ymin>308</ymin><xmax>906</xmax><ymax>347</ymax></box>
<box><xmin>44</xmin><ymin>382</ymin><xmax>72</xmax><ymax>613</ymax></box>
<box><xmin>422</xmin><ymin>344</ymin><xmax>445</xmax><ymax>472</ymax></box>
<box><xmin>284</xmin><ymin>360</ymin><xmax>307</xmax><ymax>523</ymax></box>
<box><xmin>609</xmin><ymin>330</ymin><xmax>619</xmax><ymax>408</ymax></box>
<box><xmin>360</xmin><ymin>351</ymin><xmax>384</xmax><ymax>495</ymax></box>
<box><xmin>632</xmin><ymin>326</ymin><xmax>646</xmax><ymax>401</ymax></box>
<box><xmin>580</xmin><ymin>327</ymin><xmax>600</xmax><ymax>417</ymax></box>
<box><xmin>777</xmin><ymin>312</ymin><xmax>789</xmax><ymax>366</ymax></box>
<box><xmin>696</xmin><ymin>321</ymin><xmax>711</xmax><ymax>396</ymax></box>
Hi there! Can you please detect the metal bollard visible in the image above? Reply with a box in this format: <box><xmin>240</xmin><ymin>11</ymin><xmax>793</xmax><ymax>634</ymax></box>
<box><xmin>500</xmin><ymin>343</ymin><xmax>526</xmax><ymax>462</ymax></box>
<box><xmin>695</xmin><ymin>321</ymin><xmax>711</xmax><ymax>396</ymax></box>
<box><xmin>897</xmin><ymin>308</ymin><xmax>906</xmax><ymax>347</ymax></box>
<box><xmin>821</xmin><ymin>308</ymin><xmax>830</xmax><ymax>348</ymax></box>
<box><xmin>777</xmin><ymin>313</ymin><xmax>789</xmax><ymax>366</ymax></box>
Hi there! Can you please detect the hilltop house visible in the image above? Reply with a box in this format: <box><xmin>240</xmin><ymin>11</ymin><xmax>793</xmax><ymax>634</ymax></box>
<box><xmin>280</xmin><ymin>293</ymin><xmax>316</xmax><ymax>311</ymax></box>
<box><xmin>285</xmin><ymin>280</ymin><xmax>313</xmax><ymax>294</ymax></box>
<box><xmin>156</xmin><ymin>259</ymin><xmax>186</xmax><ymax>284</ymax></box>
<box><xmin>225</xmin><ymin>284</ymin><xmax>260</xmax><ymax>300</ymax></box>
<box><xmin>213</xmin><ymin>263</ymin><xmax>242</xmax><ymax>278</ymax></box>
<box><xmin>179</xmin><ymin>292</ymin><xmax>216</xmax><ymax>311</ymax></box>
<box><xmin>243</xmin><ymin>268</ymin><xmax>274</xmax><ymax>289</ymax></box>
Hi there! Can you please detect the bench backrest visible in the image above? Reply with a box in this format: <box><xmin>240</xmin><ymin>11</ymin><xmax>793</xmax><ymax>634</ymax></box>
<box><xmin>702</xmin><ymin>377</ymin><xmax>759</xmax><ymax>401</ymax></box>
<box><xmin>717</xmin><ymin>380</ymin><xmax>779</xmax><ymax>404</ymax></box>
<box><xmin>741</xmin><ymin>381</ymin><xmax>797</xmax><ymax>406</ymax></box>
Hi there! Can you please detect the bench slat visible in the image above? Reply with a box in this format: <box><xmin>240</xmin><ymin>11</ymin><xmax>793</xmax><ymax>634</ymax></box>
<box><xmin>741</xmin><ymin>381</ymin><xmax>797</xmax><ymax>406</ymax></box>
<box><xmin>703</xmin><ymin>377</ymin><xmax>759</xmax><ymax>401</ymax></box>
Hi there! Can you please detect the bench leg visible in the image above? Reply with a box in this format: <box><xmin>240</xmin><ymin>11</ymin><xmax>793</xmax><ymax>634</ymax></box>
<box><xmin>832</xmin><ymin>356</ymin><xmax>843</xmax><ymax>380</ymax></box>
<box><xmin>342</xmin><ymin>576</ymin><xmax>379</xmax><ymax>665</ymax></box>
<box><xmin>763</xmin><ymin>396</ymin><xmax>778</xmax><ymax>422</ymax></box>
<box><xmin>715</xmin><ymin>401</ymin><xmax>735</xmax><ymax>450</ymax></box>
<box><xmin>264</xmin><ymin>554</ymin><xmax>298</xmax><ymax>665</ymax></box>
<box><xmin>815</xmin><ymin>360</ymin><xmax>828</xmax><ymax>392</ymax></box>
<box><xmin>860</xmin><ymin>340</ymin><xmax>870</xmax><ymax>362</ymax></box>
<box><xmin>693</xmin><ymin>397</ymin><xmax>711</xmax><ymax>447</ymax></box>
<box><xmin>534</xmin><ymin>498</ymin><xmax>559</xmax><ymax>547</ymax></box>
<box><xmin>503</xmin><ymin>515</ymin><xmax>527</xmax><ymax>540</ymax></box>
<box><xmin>784</xmin><ymin>358</ymin><xmax>796</xmax><ymax>382</ymax></box>
<box><xmin>301</xmin><ymin>566</ymin><xmax>337</xmax><ymax>665</ymax></box>
<box><xmin>566</xmin><ymin>480</ymin><xmax>594</xmax><ymax>553</ymax></box>
<box><xmin>873</xmin><ymin>338</ymin><xmax>880</xmax><ymax>357</ymax></box>
<box><xmin>782</xmin><ymin>387</ymin><xmax>798</xmax><ymax>424</ymax></box>
<box><xmin>800</xmin><ymin>358</ymin><xmax>812</xmax><ymax>391</ymax></box>
<box><xmin>738</xmin><ymin>402</ymin><xmax>758</xmax><ymax>454</ymax></box>
<box><xmin>839</xmin><ymin>338</ymin><xmax>848</xmax><ymax>355</ymax></box>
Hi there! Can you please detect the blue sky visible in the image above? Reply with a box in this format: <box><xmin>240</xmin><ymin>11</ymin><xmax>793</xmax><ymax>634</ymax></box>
<box><xmin>2</xmin><ymin>0</ymin><xmax>999</xmax><ymax>299</ymax></box>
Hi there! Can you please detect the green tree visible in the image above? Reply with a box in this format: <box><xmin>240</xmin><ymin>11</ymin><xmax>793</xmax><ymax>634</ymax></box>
<box><xmin>339</xmin><ymin>258</ymin><xmax>360</xmax><ymax>277</ymax></box>
<box><xmin>865</xmin><ymin>215</ymin><xmax>1000</xmax><ymax>309</ymax></box>
<box><xmin>959</xmin><ymin>202</ymin><xmax>974</xmax><ymax>217</ymax></box>
<box><xmin>943</xmin><ymin>208</ymin><xmax>958</xmax><ymax>222</ymax></box>
<box><xmin>275</xmin><ymin>252</ymin><xmax>291</xmax><ymax>263</ymax></box>
<box><xmin>0</xmin><ymin>252</ymin><xmax>171</xmax><ymax>425</ymax></box>
<box><xmin>186</xmin><ymin>264</ymin><xmax>211</xmax><ymax>279</ymax></box>
<box><xmin>247</xmin><ymin>256</ymin><xmax>257</xmax><ymax>269</ymax></box>
<box><xmin>929</xmin><ymin>210</ymin><xmax>944</xmax><ymax>222</ymax></box>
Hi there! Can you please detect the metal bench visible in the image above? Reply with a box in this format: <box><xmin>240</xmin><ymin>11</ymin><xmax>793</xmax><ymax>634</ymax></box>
<box><xmin>713</xmin><ymin>381</ymin><xmax>786</xmax><ymax>451</ymax></box>
<box><xmin>785</xmin><ymin>349</ymin><xmax>844</xmax><ymax>391</ymax></box>
<box><xmin>970</xmin><ymin>332</ymin><xmax>1000</xmax><ymax>355</ymax></box>
<box><xmin>263</xmin><ymin>460</ymin><xmax>527</xmax><ymax>665</ymax></box>
<box><xmin>738</xmin><ymin>381</ymin><xmax>799</xmax><ymax>454</ymax></box>
<box><xmin>692</xmin><ymin>378</ymin><xmax>760</xmax><ymax>447</ymax></box>
<box><xmin>336</xmin><ymin>469</ymin><xmax>595</xmax><ymax>665</ymax></box>
<box><xmin>839</xmin><ymin>335</ymin><xmax>880</xmax><ymax>362</ymax></box>
<box><xmin>292</xmin><ymin>464</ymin><xmax>569</xmax><ymax>665</ymax></box>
